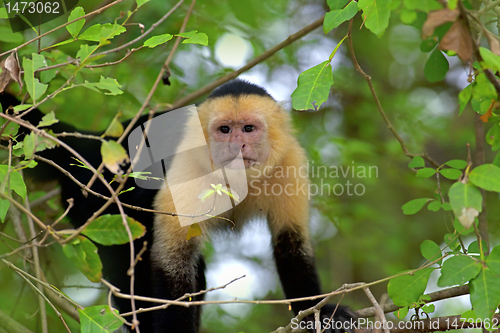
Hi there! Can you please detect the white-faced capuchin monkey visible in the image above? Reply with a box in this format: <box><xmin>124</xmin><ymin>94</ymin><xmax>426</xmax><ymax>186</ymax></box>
<box><xmin>0</xmin><ymin>80</ymin><xmax>355</xmax><ymax>333</ymax></box>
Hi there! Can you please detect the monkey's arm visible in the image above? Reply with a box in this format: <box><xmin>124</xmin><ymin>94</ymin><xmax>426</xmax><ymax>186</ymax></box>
<box><xmin>268</xmin><ymin>178</ymin><xmax>355</xmax><ymax>332</ymax></box>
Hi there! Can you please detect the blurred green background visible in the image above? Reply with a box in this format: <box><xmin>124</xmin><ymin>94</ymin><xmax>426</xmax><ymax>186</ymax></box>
<box><xmin>0</xmin><ymin>0</ymin><xmax>498</xmax><ymax>332</ymax></box>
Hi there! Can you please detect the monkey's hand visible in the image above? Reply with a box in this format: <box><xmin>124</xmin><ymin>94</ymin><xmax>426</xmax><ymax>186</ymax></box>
<box><xmin>302</xmin><ymin>304</ymin><xmax>357</xmax><ymax>333</ymax></box>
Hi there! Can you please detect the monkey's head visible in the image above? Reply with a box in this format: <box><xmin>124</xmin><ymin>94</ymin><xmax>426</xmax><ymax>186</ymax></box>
<box><xmin>197</xmin><ymin>80</ymin><xmax>294</xmax><ymax>176</ymax></box>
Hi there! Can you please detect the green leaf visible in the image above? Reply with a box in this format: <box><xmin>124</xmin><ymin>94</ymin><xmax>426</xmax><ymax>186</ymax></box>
<box><xmin>82</xmin><ymin>214</ymin><xmax>146</xmax><ymax>245</ymax></box>
<box><xmin>177</xmin><ymin>31</ymin><xmax>208</xmax><ymax>46</ymax></box>
<box><xmin>0</xmin><ymin>7</ymin><xmax>8</xmax><ymax>19</ymax></box>
<box><xmin>78</xmin><ymin>305</ymin><xmax>125</xmax><ymax>333</ymax></box>
<box><xmin>103</xmin><ymin>112</ymin><xmax>124</xmax><ymax>138</ymax></box>
<box><xmin>448</xmin><ymin>0</ymin><xmax>458</xmax><ymax>9</ymax></box>
<box><xmin>76</xmin><ymin>44</ymin><xmax>99</xmax><ymax>63</ymax></box>
<box><xmin>439</xmin><ymin>168</ymin><xmax>462</xmax><ymax>180</ymax></box>
<box><xmin>420</xmin><ymin>39</ymin><xmax>438</xmax><ymax>53</ymax></box>
<box><xmin>461</xmin><ymin>309</ymin><xmax>478</xmax><ymax>321</ymax></box>
<box><xmin>37</xmin><ymin>111</ymin><xmax>59</xmax><ymax>128</ymax></box>
<box><xmin>13</xmin><ymin>105</ymin><xmax>32</xmax><ymax>112</ymax></box>
<box><xmin>323</xmin><ymin>1</ymin><xmax>358</xmax><ymax>33</ymax></box>
<box><xmin>487</xmin><ymin>124</ymin><xmax>500</xmax><ymax>147</ymax></box>
<box><xmin>424</xmin><ymin>48</ymin><xmax>449</xmax><ymax>82</ymax></box>
<box><xmin>0</xmin><ymin>117</ymin><xmax>20</xmax><ymax>138</ymax></box>
<box><xmin>448</xmin><ymin>182</ymin><xmax>482</xmax><ymax>219</ymax></box>
<box><xmin>480</xmin><ymin>47</ymin><xmax>500</xmax><ymax>73</ymax></box>
<box><xmin>444</xmin><ymin>233</ymin><xmax>459</xmax><ymax>250</ymax></box>
<box><xmin>101</xmin><ymin>140</ymin><xmax>129</xmax><ymax>175</ymax></box>
<box><xmin>62</xmin><ymin>236</ymin><xmax>102</xmax><ymax>283</ymax></box>
<box><xmin>442</xmin><ymin>202</ymin><xmax>452</xmax><ymax>211</ymax></box>
<box><xmin>23</xmin><ymin>132</ymin><xmax>36</xmax><ymax>159</ymax></box>
<box><xmin>400</xmin><ymin>8</ymin><xmax>417</xmax><ymax>24</ymax></box>
<box><xmin>358</xmin><ymin>0</ymin><xmax>391</xmax><ymax>37</ymax></box>
<box><xmin>445</xmin><ymin>159</ymin><xmax>467</xmax><ymax>169</ymax></box>
<box><xmin>66</xmin><ymin>7</ymin><xmax>85</xmax><ymax>38</ymax></box>
<box><xmin>49</xmin><ymin>38</ymin><xmax>77</xmax><ymax>49</ymax></box>
<box><xmin>40</xmin><ymin>67</ymin><xmax>57</xmax><ymax>84</ymax></box>
<box><xmin>470</xmin><ymin>268</ymin><xmax>500</xmax><ymax>320</ymax></box>
<box><xmin>469</xmin><ymin>164</ymin><xmax>500</xmax><ymax>192</ymax></box>
<box><xmin>494</xmin><ymin>152</ymin><xmax>500</xmax><ymax>167</ymax></box>
<box><xmin>0</xmin><ymin>165</ymin><xmax>27</xmax><ymax>200</ymax></box>
<box><xmin>474</xmin><ymin>72</ymin><xmax>497</xmax><ymax>100</ymax></box>
<box><xmin>0</xmin><ymin>27</ymin><xmax>23</xmax><ymax>43</ymax></box>
<box><xmin>0</xmin><ymin>199</ymin><xmax>10</xmax><ymax>223</ymax></box>
<box><xmin>438</xmin><ymin>255</ymin><xmax>481</xmax><ymax>287</ymax></box>
<box><xmin>402</xmin><ymin>198</ymin><xmax>432</xmax><ymax>215</ymax></box>
<box><xmin>143</xmin><ymin>34</ymin><xmax>174</xmax><ymax>48</ymax></box>
<box><xmin>327</xmin><ymin>0</ymin><xmax>349</xmax><ymax>10</ymax></box>
<box><xmin>416</xmin><ymin>168</ymin><xmax>436</xmax><ymax>178</ymax></box>
<box><xmin>136</xmin><ymin>0</ymin><xmax>151</xmax><ymax>8</ymax></box>
<box><xmin>291</xmin><ymin>60</ymin><xmax>333</xmax><ymax>111</ymax></box>
<box><xmin>421</xmin><ymin>304</ymin><xmax>435</xmax><ymax>314</ymax></box>
<box><xmin>408</xmin><ymin>156</ymin><xmax>425</xmax><ymax>168</ymax></box>
<box><xmin>22</xmin><ymin>55</ymin><xmax>48</xmax><ymax>102</ymax></box>
<box><xmin>420</xmin><ymin>239</ymin><xmax>442</xmax><ymax>264</ymax></box>
<box><xmin>388</xmin><ymin>268</ymin><xmax>434</xmax><ymax>306</ymax></box>
<box><xmin>79</xmin><ymin>23</ymin><xmax>126</xmax><ymax>42</ymax></box>
<box><xmin>427</xmin><ymin>201</ymin><xmax>441</xmax><ymax>212</ymax></box>
<box><xmin>486</xmin><ymin>245</ymin><xmax>500</xmax><ymax>275</ymax></box>
<box><xmin>81</xmin><ymin>76</ymin><xmax>123</xmax><ymax>95</ymax></box>
<box><xmin>468</xmin><ymin>240</ymin><xmax>488</xmax><ymax>255</ymax></box>
<box><xmin>393</xmin><ymin>306</ymin><xmax>409</xmax><ymax>319</ymax></box>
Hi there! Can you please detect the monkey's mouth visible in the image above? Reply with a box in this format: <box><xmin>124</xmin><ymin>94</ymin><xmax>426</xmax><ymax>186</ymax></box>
<box><xmin>220</xmin><ymin>157</ymin><xmax>257</xmax><ymax>167</ymax></box>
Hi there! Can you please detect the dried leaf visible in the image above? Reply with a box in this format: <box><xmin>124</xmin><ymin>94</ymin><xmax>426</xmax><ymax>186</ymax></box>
<box><xmin>439</xmin><ymin>20</ymin><xmax>473</xmax><ymax>62</ymax></box>
<box><xmin>0</xmin><ymin>52</ymin><xmax>22</xmax><ymax>93</ymax></box>
<box><xmin>485</xmin><ymin>30</ymin><xmax>500</xmax><ymax>56</ymax></box>
<box><xmin>480</xmin><ymin>100</ymin><xmax>495</xmax><ymax>123</ymax></box>
<box><xmin>422</xmin><ymin>8</ymin><xmax>459</xmax><ymax>38</ymax></box>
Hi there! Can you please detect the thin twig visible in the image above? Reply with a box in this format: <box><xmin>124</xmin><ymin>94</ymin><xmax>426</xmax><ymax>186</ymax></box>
<box><xmin>346</xmin><ymin>19</ymin><xmax>440</xmax><ymax>168</ymax></box>
<box><xmin>22</xmin><ymin>185</ymin><xmax>48</xmax><ymax>333</ymax></box>
<box><xmin>363</xmin><ymin>287</ymin><xmax>389</xmax><ymax>333</ymax></box>
<box><xmin>93</xmin><ymin>0</ymin><xmax>185</xmax><ymax>57</ymax></box>
<box><xmin>30</xmin><ymin>188</ymin><xmax>61</xmax><ymax>208</ymax></box>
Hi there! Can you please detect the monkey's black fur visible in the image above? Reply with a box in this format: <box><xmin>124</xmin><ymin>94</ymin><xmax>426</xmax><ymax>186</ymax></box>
<box><xmin>208</xmin><ymin>79</ymin><xmax>275</xmax><ymax>100</ymax></box>
<box><xmin>0</xmin><ymin>80</ymin><xmax>354</xmax><ymax>333</ymax></box>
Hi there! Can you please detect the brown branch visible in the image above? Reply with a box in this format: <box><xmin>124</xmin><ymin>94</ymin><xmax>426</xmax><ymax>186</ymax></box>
<box><xmin>356</xmin><ymin>285</ymin><xmax>469</xmax><ymax>318</ymax></box>
<box><xmin>168</xmin><ymin>16</ymin><xmax>325</xmax><ymax>110</ymax></box>
<box><xmin>474</xmin><ymin>113</ymin><xmax>490</xmax><ymax>252</ymax></box>
<box><xmin>355</xmin><ymin>313</ymin><xmax>500</xmax><ymax>333</ymax></box>
<box><xmin>346</xmin><ymin>19</ymin><xmax>440</xmax><ymax>168</ymax></box>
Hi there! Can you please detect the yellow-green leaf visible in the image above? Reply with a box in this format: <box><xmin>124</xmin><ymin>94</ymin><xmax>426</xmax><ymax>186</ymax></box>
<box><xmin>62</xmin><ymin>236</ymin><xmax>102</xmax><ymax>283</ymax></box>
<box><xmin>186</xmin><ymin>223</ymin><xmax>202</xmax><ymax>240</ymax></box>
<box><xmin>82</xmin><ymin>214</ymin><xmax>146</xmax><ymax>245</ymax></box>
<box><xmin>101</xmin><ymin>140</ymin><xmax>129</xmax><ymax>175</ymax></box>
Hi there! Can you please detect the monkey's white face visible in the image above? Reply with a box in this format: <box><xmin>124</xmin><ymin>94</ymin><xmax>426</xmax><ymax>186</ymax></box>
<box><xmin>209</xmin><ymin>115</ymin><xmax>269</xmax><ymax>169</ymax></box>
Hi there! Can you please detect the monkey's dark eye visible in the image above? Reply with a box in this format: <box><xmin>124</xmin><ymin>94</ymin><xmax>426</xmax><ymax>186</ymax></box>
<box><xmin>220</xmin><ymin>126</ymin><xmax>230</xmax><ymax>134</ymax></box>
<box><xmin>243</xmin><ymin>125</ymin><xmax>255</xmax><ymax>132</ymax></box>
